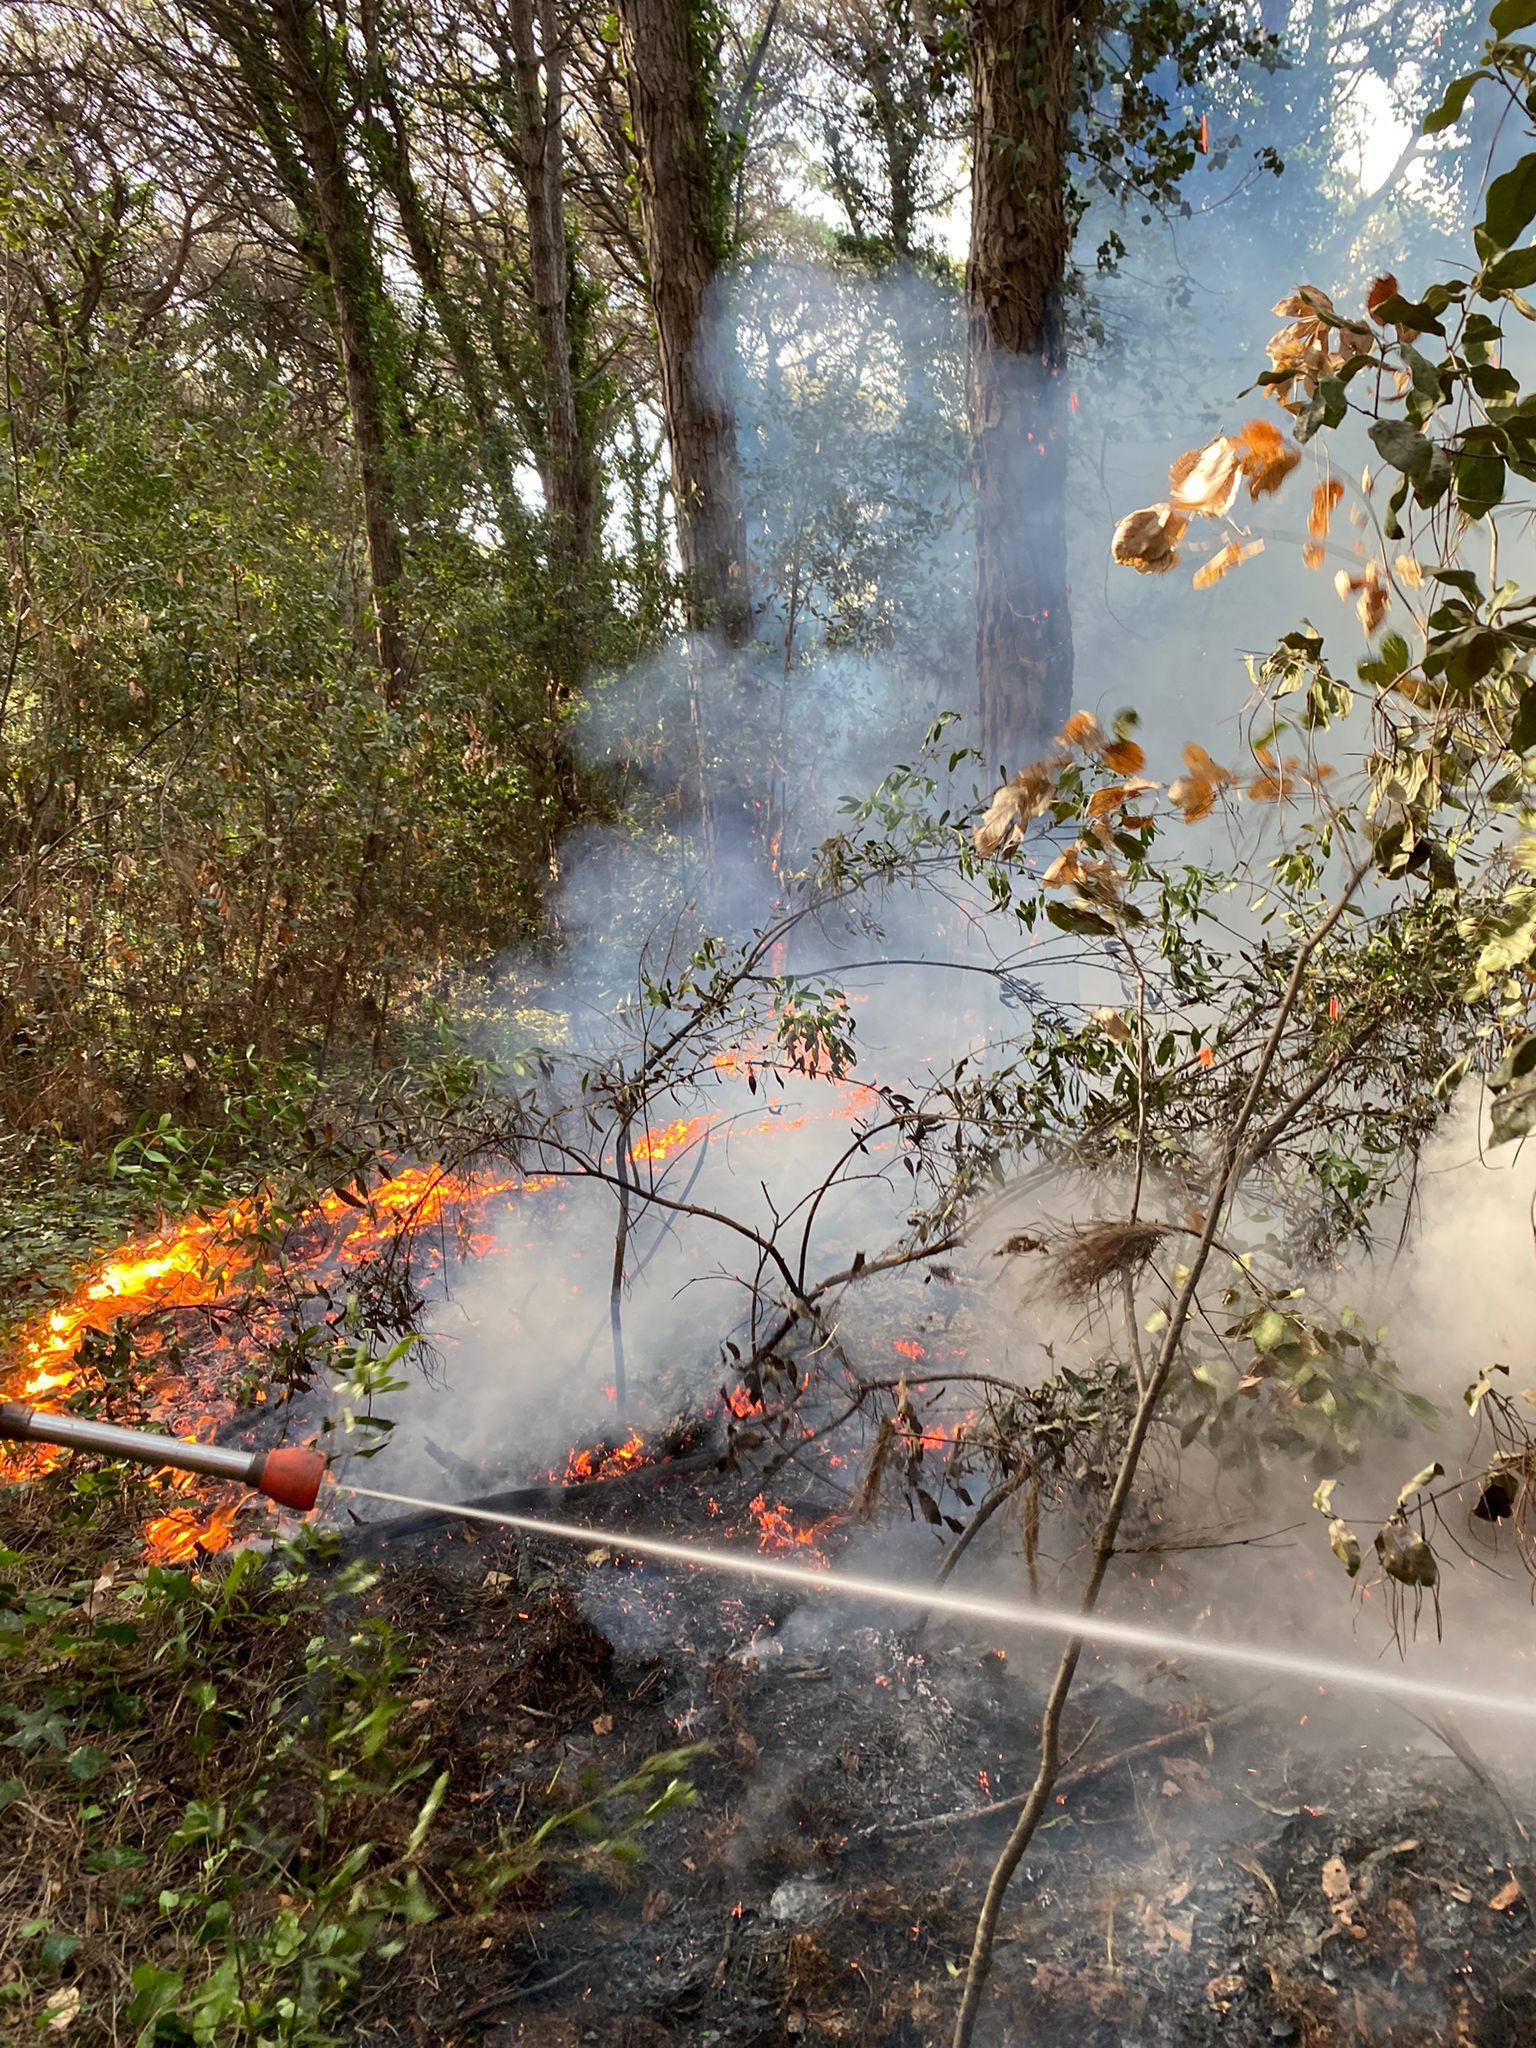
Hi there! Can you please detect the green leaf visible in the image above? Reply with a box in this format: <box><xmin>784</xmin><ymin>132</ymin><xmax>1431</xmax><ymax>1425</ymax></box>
<box><xmin>1490</xmin><ymin>1031</ymin><xmax>1536</xmax><ymax>1145</ymax></box>
<box><xmin>1328</xmin><ymin>1519</ymin><xmax>1362</xmax><ymax>1578</ymax></box>
<box><xmin>406</xmin><ymin>1769</ymin><xmax>449</xmax><ymax>1855</ymax></box>
<box><xmin>1369</xmin><ymin>417</ymin><xmax>1437</xmax><ymax>482</ymax></box>
<box><xmin>1423</xmin><ymin>70</ymin><xmax>1485</xmax><ymax>134</ymax></box>
<box><xmin>1044</xmin><ymin>902</ymin><xmax>1115</xmax><ymax>938</ymax></box>
<box><xmin>1491</xmin><ymin>0</ymin><xmax>1536</xmax><ymax>35</ymax></box>
<box><xmin>1512</xmin><ymin>685</ymin><xmax>1536</xmax><ymax>753</ymax></box>
<box><xmin>128</xmin><ymin>1962</ymin><xmax>184</xmax><ymax>2038</ymax></box>
<box><xmin>1455</xmin><ymin>451</ymin><xmax>1506</xmax><ymax>518</ymax></box>
<box><xmin>1375</xmin><ymin>1519</ymin><xmax>1438</xmax><ymax>1588</ymax></box>
<box><xmin>1250</xmin><ymin>1309</ymin><xmax>1289</xmax><ymax>1353</ymax></box>
<box><xmin>1482</xmin><ymin>246</ymin><xmax>1536</xmax><ymax>294</ymax></box>
<box><xmin>1477</xmin><ymin>154</ymin><xmax>1536</xmax><ymax>260</ymax></box>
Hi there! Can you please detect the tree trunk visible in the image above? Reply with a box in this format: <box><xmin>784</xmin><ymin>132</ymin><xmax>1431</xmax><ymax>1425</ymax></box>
<box><xmin>506</xmin><ymin>0</ymin><xmax>596</xmax><ymax>585</ymax></box>
<box><xmin>357</xmin><ymin>69</ymin><xmax>531</xmax><ymax>559</ymax></box>
<box><xmin>615</xmin><ymin>0</ymin><xmax>749</xmax><ymax>644</ymax></box>
<box><xmin>967</xmin><ymin>0</ymin><xmax>1078</xmax><ymax>768</ymax></box>
<box><xmin>267</xmin><ymin>0</ymin><xmax>411</xmax><ymax>702</ymax></box>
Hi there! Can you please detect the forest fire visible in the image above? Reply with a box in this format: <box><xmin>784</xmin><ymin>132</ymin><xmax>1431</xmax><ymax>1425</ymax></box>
<box><xmin>2</xmin><ymin>1073</ymin><xmax>883</xmax><ymax>1562</ymax></box>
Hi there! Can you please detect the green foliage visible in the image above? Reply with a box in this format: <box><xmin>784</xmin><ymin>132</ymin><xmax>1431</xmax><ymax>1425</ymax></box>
<box><xmin>0</xmin><ymin>1498</ymin><xmax>703</xmax><ymax>2043</ymax></box>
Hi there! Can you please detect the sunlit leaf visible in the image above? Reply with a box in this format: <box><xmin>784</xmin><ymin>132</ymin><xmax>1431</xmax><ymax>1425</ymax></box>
<box><xmin>1193</xmin><ymin>538</ymin><xmax>1264</xmax><ymax>589</ymax></box>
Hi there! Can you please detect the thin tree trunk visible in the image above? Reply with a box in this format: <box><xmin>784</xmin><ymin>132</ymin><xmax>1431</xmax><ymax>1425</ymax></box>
<box><xmin>507</xmin><ymin>0</ymin><xmax>596</xmax><ymax>586</ymax></box>
<box><xmin>356</xmin><ymin>62</ymin><xmax>531</xmax><ymax>557</ymax></box>
<box><xmin>615</xmin><ymin>0</ymin><xmax>749</xmax><ymax>644</ymax></box>
<box><xmin>269</xmin><ymin>0</ymin><xmax>410</xmax><ymax>703</ymax></box>
<box><xmin>966</xmin><ymin>0</ymin><xmax>1079</xmax><ymax>767</ymax></box>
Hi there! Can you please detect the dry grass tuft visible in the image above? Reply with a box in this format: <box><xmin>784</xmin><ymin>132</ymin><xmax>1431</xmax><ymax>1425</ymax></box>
<box><xmin>1049</xmin><ymin>1219</ymin><xmax>1170</xmax><ymax>1302</ymax></box>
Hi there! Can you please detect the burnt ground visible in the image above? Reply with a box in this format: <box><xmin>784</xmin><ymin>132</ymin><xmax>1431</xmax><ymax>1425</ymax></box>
<box><xmin>342</xmin><ymin>1475</ymin><xmax>1536</xmax><ymax>2048</ymax></box>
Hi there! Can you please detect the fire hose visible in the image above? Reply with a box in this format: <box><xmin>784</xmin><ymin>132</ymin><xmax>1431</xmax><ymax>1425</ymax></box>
<box><xmin>6</xmin><ymin>1403</ymin><xmax>1536</xmax><ymax>1726</ymax></box>
<box><xmin>0</xmin><ymin>1402</ymin><xmax>327</xmax><ymax>1511</ymax></box>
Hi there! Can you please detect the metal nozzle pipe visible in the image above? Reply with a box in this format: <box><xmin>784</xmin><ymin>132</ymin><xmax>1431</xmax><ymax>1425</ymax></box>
<box><xmin>0</xmin><ymin>1403</ymin><xmax>327</xmax><ymax>1511</ymax></box>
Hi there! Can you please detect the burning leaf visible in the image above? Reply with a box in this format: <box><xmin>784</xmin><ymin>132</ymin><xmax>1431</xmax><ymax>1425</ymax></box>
<box><xmin>973</xmin><ymin>762</ymin><xmax>1057</xmax><ymax>855</ymax></box>
<box><xmin>1192</xmin><ymin>537</ymin><xmax>1264</xmax><ymax>589</ymax></box>
<box><xmin>1060</xmin><ymin>709</ymin><xmax>1106</xmax><ymax>750</ymax></box>
<box><xmin>1366</xmin><ymin>273</ymin><xmax>1399</xmax><ymax>322</ymax></box>
<box><xmin>1111</xmin><ymin>503</ymin><xmax>1188</xmax><ymax>575</ymax></box>
<box><xmin>1169</xmin><ymin>438</ymin><xmax>1244</xmax><ymax>519</ymax></box>
<box><xmin>1308</xmin><ymin>479</ymin><xmax>1345</xmax><ymax>538</ymax></box>
<box><xmin>1237</xmin><ymin>417</ymin><xmax>1301</xmax><ymax>497</ymax></box>
<box><xmin>1103</xmin><ymin>738</ymin><xmax>1146</xmax><ymax>775</ymax></box>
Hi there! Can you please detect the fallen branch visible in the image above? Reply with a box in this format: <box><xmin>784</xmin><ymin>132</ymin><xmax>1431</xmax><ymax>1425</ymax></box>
<box><xmin>865</xmin><ymin>1701</ymin><xmax>1255</xmax><ymax>1841</ymax></box>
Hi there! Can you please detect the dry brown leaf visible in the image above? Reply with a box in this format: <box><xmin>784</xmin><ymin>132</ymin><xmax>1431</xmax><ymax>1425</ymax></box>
<box><xmin>1169</xmin><ymin>776</ymin><xmax>1216</xmax><ymax>822</ymax></box>
<box><xmin>1266</xmin><ymin>286</ymin><xmax>1372</xmax><ymax>409</ymax></box>
<box><xmin>1309</xmin><ymin>479</ymin><xmax>1345</xmax><ymax>538</ymax></box>
<box><xmin>1111</xmin><ymin>503</ymin><xmax>1188</xmax><ymax>575</ymax></box>
<box><xmin>1042</xmin><ymin>847</ymin><xmax>1085</xmax><ymax>889</ymax></box>
<box><xmin>1163</xmin><ymin>1755</ymin><xmax>1221</xmax><ymax>1806</ymax></box>
<box><xmin>1357</xmin><ymin>559</ymin><xmax>1389</xmax><ymax>636</ymax></box>
<box><xmin>1489</xmin><ymin>1877</ymin><xmax>1524</xmax><ymax>1912</ymax></box>
<box><xmin>1060</xmin><ymin>709</ymin><xmax>1107</xmax><ymax>750</ymax></box>
<box><xmin>1366</xmin><ymin>273</ymin><xmax>1399</xmax><ymax>322</ymax></box>
<box><xmin>1193</xmin><ymin>537</ymin><xmax>1264</xmax><ymax>589</ymax></box>
<box><xmin>1104</xmin><ymin>738</ymin><xmax>1146</xmax><ymax>775</ymax></box>
<box><xmin>1169</xmin><ymin>437</ymin><xmax>1244</xmax><ymax>518</ymax></box>
<box><xmin>1207</xmin><ymin>1973</ymin><xmax>1246</xmax><ymax>2013</ymax></box>
<box><xmin>1084</xmin><ymin>777</ymin><xmax>1156</xmax><ymax>818</ymax></box>
<box><xmin>592</xmin><ymin>1713</ymin><xmax>614</xmax><ymax>1736</ymax></box>
<box><xmin>1303</xmin><ymin>541</ymin><xmax>1325</xmax><ymax>570</ymax></box>
<box><xmin>1182</xmin><ymin>742</ymin><xmax>1234</xmax><ymax>786</ymax></box>
<box><xmin>1237</xmin><ymin>417</ymin><xmax>1301</xmax><ymax>497</ymax></box>
<box><xmin>973</xmin><ymin>761</ymin><xmax>1058</xmax><ymax>855</ymax></box>
<box><xmin>43</xmin><ymin>1989</ymin><xmax>81</xmax><ymax>2034</ymax></box>
<box><xmin>1395</xmin><ymin>553</ymin><xmax>1425</xmax><ymax>588</ymax></box>
<box><xmin>1141</xmin><ymin>1901</ymin><xmax>1195</xmax><ymax>1951</ymax></box>
<box><xmin>643</xmin><ymin>1889</ymin><xmax>671</xmax><ymax>1922</ymax></box>
<box><xmin>1321</xmin><ymin>1855</ymin><xmax>1358</xmax><ymax>1927</ymax></box>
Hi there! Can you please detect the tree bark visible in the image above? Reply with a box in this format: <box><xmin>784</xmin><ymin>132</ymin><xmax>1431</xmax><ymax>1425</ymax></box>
<box><xmin>966</xmin><ymin>0</ymin><xmax>1079</xmax><ymax>767</ymax></box>
<box><xmin>615</xmin><ymin>0</ymin><xmax>749</xmax><ymax>644</ymax></box>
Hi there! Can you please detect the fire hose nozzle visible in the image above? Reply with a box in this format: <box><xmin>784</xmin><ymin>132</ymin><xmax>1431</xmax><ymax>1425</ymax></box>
<box><xmin>251</xmin><ymin>1445</ymin><xmax>327</xmax><ymax>1512</ymax></box>
<box><xmin>0</xmin><ymin>1402</ymin><xmax>327</xmax><ymax>1512</ymax></box>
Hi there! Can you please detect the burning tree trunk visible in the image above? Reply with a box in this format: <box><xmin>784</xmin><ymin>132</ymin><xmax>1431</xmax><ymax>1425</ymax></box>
<box><xmin>966</xmin><ymin>0</ymin><xmax>1078</xmax><ymax>766</ymax></box>
<box><xmin>615</xmin><ymin>0</ymin><xmax>750</xmax><ymax>645</ymax></box>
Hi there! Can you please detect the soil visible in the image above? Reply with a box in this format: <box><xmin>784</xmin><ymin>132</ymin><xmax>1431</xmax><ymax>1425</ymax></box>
<box><xmin>345</xmin><ymin>1473</ymin><xmax>1536</xmax><ymax>2048</ymax></box>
